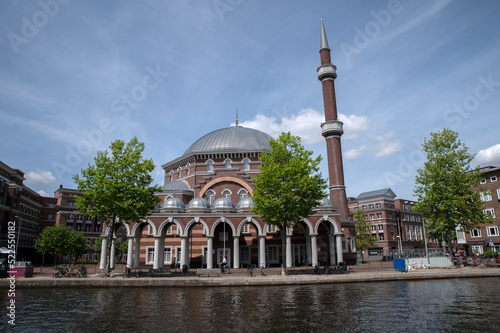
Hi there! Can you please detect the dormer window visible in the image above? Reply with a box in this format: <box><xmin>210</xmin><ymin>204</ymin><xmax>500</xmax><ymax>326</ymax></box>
<box><xmin>222</xmin><ymin>189</ymin><xmax>232</xmax><ymax>199</ymax></box>
<box><xmin>242</xmin><ymin>158</ymin><xmax>250</xmax><ymax>171</ymax></box>
<box><xmin>238</xmin><ymin>189</ymin><xmax>248</xmax><ymax>201</ymax></box>
<box><xmin>206</xmin><ymin>159</ymin><xmax>214</xmax><ymax>172</ymax></box>
<box><xmin>224</xmin><ymin>158</ymin><xmax>232</xmax><ymax>169</ymax></box>
<box><xmin>206</xmin><ymin>190</ymin><xmax>215</xmax><ymax>206</ymax></box>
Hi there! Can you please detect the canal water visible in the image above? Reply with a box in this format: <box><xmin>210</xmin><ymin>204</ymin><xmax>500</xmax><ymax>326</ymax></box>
<box><xmin>3</xmin><ymin>277</ymin><xmax>500</xmax><ymax>332</ymax></box>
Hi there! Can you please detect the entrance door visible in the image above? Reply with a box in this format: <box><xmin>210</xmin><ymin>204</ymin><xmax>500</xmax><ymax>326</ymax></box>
<box><xmin>217</xmin><ymin>248</ymin><xmax>231</xmax><ymax>268</ymax></box>
<box><xmin>298</xmin><ymin>244</ymin><xmax>307</xmax><ymax>266</ymax></box>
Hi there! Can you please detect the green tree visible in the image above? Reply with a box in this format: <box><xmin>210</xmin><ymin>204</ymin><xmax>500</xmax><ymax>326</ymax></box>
<box><xmin>93</xmin><ymin>236</ymin><xmax>103</xmax><ymax>255</ymax></box>
<box><xmin>73</xmin><ymin>137</ymin><xmax>161</xmax><ymax>270</ymax></box>
<box><xmin>354</xmin><ymin>210</ymin><xmax>377</xmax><ymax>253</ymax></box>
<box><xmin>67</xmin><ymin>231</ymin><xmax>88</xmax><ymax>265</ymax></box>
<box><xmin>35</xmin><ymin>224</ymin><xmax>71</xmax><ymax>264</ymax></box>
<box><xmin>414</xmin><ymin>128</ymin><xmax>493</xmax><ymax>256</ymax></box>
<box><xmin>252</xmin><ymin>132</ymin><xmax>328</xmax><ymax>275</ymax></box>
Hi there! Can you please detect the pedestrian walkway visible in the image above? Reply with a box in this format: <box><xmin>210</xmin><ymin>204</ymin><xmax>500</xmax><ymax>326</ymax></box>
<box><xmin>4</xmin><ymin>262</ymin><xmax>499</xmax><ymax>288</ymax></box>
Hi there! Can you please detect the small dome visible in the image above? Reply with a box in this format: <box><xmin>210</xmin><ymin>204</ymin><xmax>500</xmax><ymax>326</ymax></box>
<box><xmin>212</xmin><ymin>197</ymin><xmax>235</xmax><ymax>211</ymax></box>
<box><xmin>161</xmin><ymin>197</ymin><xmax>185</xmax><ymax>212</ymax></box>
<box><xmin>186</xmin><ymin>197</ymin><xmax>211</xmax><ymax>212</ymax></box>
<box><xmin>315</xmin><ymin>197</ymin><xmax>336</xmax><ymax>211</ymax></box>
<box><xmin>163</xmin><ymin>180</ymin><xmax>191</xmax><ymax>192</ymax></box>
<box><xmin>236</xmin><ymin>197</ymin><xmax>254</xmax><ymax>211</ymax></box>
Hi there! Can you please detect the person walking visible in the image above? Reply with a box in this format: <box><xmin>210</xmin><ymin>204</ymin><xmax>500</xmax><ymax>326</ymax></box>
<box><xmin>220</xmin><ymin>256</ymin><xmax>227</xmax><ymax>273</ymax></box>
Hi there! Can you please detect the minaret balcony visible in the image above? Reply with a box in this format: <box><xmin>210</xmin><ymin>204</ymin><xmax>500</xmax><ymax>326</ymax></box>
<box><xmin>317</xmin><ymin>64</ymin><xmax>337</xmax><ymax>81</ymax></box>
<box><xmin>321</xmin><ymin>120</ymin><xmax>344</xmax><ymax>138</ymax></box>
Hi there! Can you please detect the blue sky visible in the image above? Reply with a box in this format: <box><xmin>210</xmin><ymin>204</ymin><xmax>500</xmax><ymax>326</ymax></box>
<box><xmin>1</xmin><ymin>0</ymin><xmax>499</xmax><ymax>200</ymax></box>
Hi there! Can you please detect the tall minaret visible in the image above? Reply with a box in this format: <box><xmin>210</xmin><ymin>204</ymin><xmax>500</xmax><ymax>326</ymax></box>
<box><xmin>318</xmin><ymin>18</ymin><xmax>349</xmax><ymax>221</ymax></box>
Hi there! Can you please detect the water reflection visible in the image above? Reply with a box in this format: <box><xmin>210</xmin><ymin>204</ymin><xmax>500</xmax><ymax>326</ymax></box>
<box><xmin>3</xmin><ymin>278</ymin><xmax>500</xmax><ymax>332</ymax></box>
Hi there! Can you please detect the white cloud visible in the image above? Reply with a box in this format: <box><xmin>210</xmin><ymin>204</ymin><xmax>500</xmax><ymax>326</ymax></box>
<box><xmin>345</xmin><ymin>145</ymin><xmax>367</xmax><ymax>161</ymax></box>
<box><xmin>373</xmin><ymin>132</ymin><xmax>404</xmax><ymax>158</ymax></box>
<box><xmin>238</xmin><ymin>108</ymin><xmax>370</xmax><ymax>144</ymax></box>
<box><xmin>476</xmin><ymin>144</ymin><xmax>500</xmax><ymax>166</ymax></box>
<box><xmin>37</xmin><ymin>190</ymin><xmax>51</xmax><ymax>197</ymax></box>
<box><xmin>25</xmin><ymin>169</ymin><xmax>57</xmax><ymax>185</ymax></box>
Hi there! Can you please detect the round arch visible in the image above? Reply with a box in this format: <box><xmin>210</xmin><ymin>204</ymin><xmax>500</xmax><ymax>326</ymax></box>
<box><xmin>103</xmin><ymin>223</ymin><xmax>132</xmax><ymax>237</ymax></box>
<box><xmin>199</xmin><ymin>177</ymin><xmax>253</xmax><ymax>198</ymax></box>
<box><xmin>211</xmin><ymin>218</ymin><xmax>237</xmax><ymax>237</ymax></box>
<box><xmin>184</xmin><ymin>218</ymin><xmax>209</xmax><ymax>237</ymax></box>
<box><xmin>158</xmin><ymin>218</ymin><xmax>184</xmax><ymax>237</ymax></box>
<box><xmin>236</xmin><ymin>217</ymin><xmax>263</xmax><ymax>236</ymax></box>
<box><xmin>314</xmin><ymin>216</ymin><xmax>340</xmax><ymax>234</ymax></box>
<box><xmin>130</xmin><ymin>219</ymin><xmax>157</xmax><ymax>237</ymax></box>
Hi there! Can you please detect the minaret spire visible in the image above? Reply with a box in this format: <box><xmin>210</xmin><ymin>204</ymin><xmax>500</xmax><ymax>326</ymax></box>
<box><xmin>317</xmin><ymin>18</ymin><xmax>349</xmax><ymax>221</ymax></box>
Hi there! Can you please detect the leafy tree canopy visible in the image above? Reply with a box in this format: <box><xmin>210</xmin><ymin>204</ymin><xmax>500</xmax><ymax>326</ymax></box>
<box><xmin>72</xmin><ymin>137</ymin><xmax>161</xmax><ymax>269</ymax></box>
<box><xmin>414</xmin><ymin>128</ymin><xmax>493</xmax><ymax>253</ymax></box>
<box><xmin>35</xmin><ymin>225</ymin><xmax>88</xmax><ymax>264</ymax></box>
<box><xmin>353</xmin><ymin>210</ymin><xmax>377</xmax><ymax>251</ymax></box>
<box><xmin>252</xmin><ymin>132</ymin><xmax>328</xmax><ymax>272</ymax></box>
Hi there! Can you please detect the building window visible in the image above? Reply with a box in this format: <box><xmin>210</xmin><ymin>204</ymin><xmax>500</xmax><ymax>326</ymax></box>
<box><xmin>146</xmin><ymin>247</ymin><xmax>154</xmax><ymax>264</ymax></box>
<box><xmin>242</xmin><ymin>158</ymin><xmax>250</xmax><ymax>171</ymax></box>
<box><xmin>267</xmin><ymin>245</ymin><xmax>279</xmax><ymax>264</ymax></box>
<box><xmin>68</xmin><ymin>202</ymin><xmax>75</xmax><ymax>207</ymax></box>
<box><xmin>379</xmin><ymin>234</ymin><xmax>384</xmax><ymax>240</ymax></box>
<box><xmin>378</xmin><ymin>225</ymin><xmax>383</xmax><ymax>231</ymax></box>
<box><xmin>484</xmin><ymin>208</ymin><xmax>496</xmax><ymax>218</ymax></box>
<box><xmin>491</xmin><ymin>176</ymin><xmax>498</xmax><ymax>182</ymax></box>
<box><xmin>222</xmin><ymin>189</ymin><xmax>232</xmax><ymax>199</ymax></box>
<box><xmin>368</xmin><ymin>204</ymin><xmax>374</xmax><ymax>209</ymax></box>
<box><xmin>67</xmin><ymin>224</ymin><xmax>73</xmax><ymax>231</ymax></box>
<box><xmin>186</xmin><ymin>163</ymin><xmax>190</xmax><ymax>175</ymax></box>
<box><xmin>68</xmin><ymin>213</ymin><xmax>74</xmax><ymax>221</ymax></box>
<box><xmin>362</xmin><ymin>205</ymin><xmax>367</xmax><ymax>210</ymax></box>
<box><xmin>241</xmin><ymin>223</ymin><xmax>250</xmax><ymax>234</ymax></box>
<box><xmin>471</xmin><ymin>245</ymin><xmax>483</xmax><ymax>255</ymax></box>
<box><xmin>350</xmin><ymin>239</ymin><xmax>356</xmax><ymax>252</ymax></box>
<box><xmin>240</xmin><ymin>246</ymin><xmax>250</xmax><ymax>263</ymax></box>
<box><xmin>268</xmin><ymin>225</ymin><xmax>278</xmax><ymax>233</ymax></box>
<box><xmin>480</xmin><ymin>178</ymin><xmax>486</xmax><ymax>184</ymax></box>
<box><xmin>224</xmin><ymin>158</ymin><xmax>232</xmax><ymax>169</ymax></box>
<box><xmin>403</xmin><ymin>205</ymin><xmax>408</xmax><ymax>211</ymax></box>
<box><xmin>486</xmin><ymin>226</ymin><xmax>499</xmax><ymax>237</ymax></box>
<box><xmin>480</xmin><ymin>192</ymin><xmax>492</xmax><ymax>202</ymax></box>
<box><xmin>497</xmin><ymin>189</ymin><xmax>500</xmax><ymax>200</ymax></box>
<box><xmin>164</xmin><ymin>247</ymin><xmax>172</xmax><ymax>264</ymax></box>
<box><xmin>206</xmin><ymin>160</ymin><xmax>214</xmax><ymax>172</ymax></box>
<box><xmin>410</xmin><ymin>215</ymin><xmax>415</xmax><ymax>221</ymax></box>
<box><xmin>376</xmin><ymin>203</ymin><xmax>381</xmax><ymax>208</ymax></box>
<box><xmin>376</xmin><ymin>213</ymin><xmax>382</xmax><ymax>219</ymax></box>
<box><xmin>238</xmin><ymin>189</ymin><xmax>248</xmax><ymax>201</ymax></box>
<box><xmin>206</xmin><ymin>190</ymin><xmax>215</xmax><ymax>206</ymax></box>
<box><xmin>371</xmin><ymin>225</ymin><xmax>376</xmax><ymax>233</ymax></box>
<box><xmin>470</xmin><ymin>229</ymin><xmax>481</xmax><ymax>238</ymax></box>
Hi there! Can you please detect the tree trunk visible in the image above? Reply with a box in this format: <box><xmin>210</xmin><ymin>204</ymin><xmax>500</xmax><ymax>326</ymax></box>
<box><xmin>106</xmin><ymin>217</ymin><xmax>116</xmax><ymax>271</ymax></box>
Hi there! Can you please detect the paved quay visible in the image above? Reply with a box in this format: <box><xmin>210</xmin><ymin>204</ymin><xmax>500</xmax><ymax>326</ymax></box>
<box><xmin>4</xmin><ymin>262</ymin><xmax>500</xmax><ymax>288</ymax></box>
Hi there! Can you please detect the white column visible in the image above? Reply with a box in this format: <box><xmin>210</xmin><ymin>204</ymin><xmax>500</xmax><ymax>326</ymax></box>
<box><xmin>100</xmin><ymin>237</ymin><xmax>108</xmax><ymax>270</ymax></box>
<box><xmin>233</xmin><ymin>236</ymin><xmax>240</xmax><ymax>269</ymax></box>
<box><xmin>134</xmin><ymin>237</ymin><xmax>141</xmax><ymax>268</ymax></box>
<box><xmin>180</xmin><ymin>236</ymin><xmax>188</xmax><ymax>268</ymax></box>
<box><xmin>109</xmin><ymin>238</ymin><xmax>116</xmax><ymax>269</ymax></box>
<box><xmin>153</xmin><ymin>237</ymin><xmax>161</xmax><ymax>269</ymax></box>
<box><xmin>286</xmin><ymin>234</ymin><xmax>292</xmax><ymax>268</ymax></box>
<box><xmin>127</xmin><ymin>238</ymin><xmax>134</xmax><ymax>268</ymax></box>
<box><xmin>310</xmin><ymin>234</ymin><xmax>318</xmax><ymax>266</ymax></box>
<box><xmin>336</xmin><ymin>234</ymin><xmax>344</xmax><ymax>264</ymax></box>
<box><xmin>207</xmin><ymin>236</ymin><xmax>213</xmax><ymax>269</ymax></box>
<box><xmin>259</xmin><ymin>235</ymin><xmax>266</xmax><ymax>268</ymax></box>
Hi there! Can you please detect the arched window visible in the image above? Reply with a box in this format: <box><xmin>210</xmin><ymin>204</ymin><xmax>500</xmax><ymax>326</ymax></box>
<box><xmin>206</xmin><ymin>159</ymin><xmax>214</xmax><ymax>172</ymax></box>
<box><xmin>222</xmin><ymin>189</ymin><xmax>232</xmax><ymax>199</ymax></box>
<box><xmin>206</xmin><ymin>190</ymin><xmax>215</xmax><ymax>206</ymax></box>
<box><xmin>242</xmin><ymin>158</ymin><xmax>250</xmax><ymax>171</ymax></box>
<box><xmin>186</xmin><ymin>163</ymin><xmax>190</xmax><ymax>175</ymax></box>
<box><xmin>238</xmin><ymin>189</ymin><xmax>248</xmax><ymax>201</ymax></box>
<box><xmin>224</xmin><ymin>158</ymin><xmax>232</xmax><ymax>169</ymax></box>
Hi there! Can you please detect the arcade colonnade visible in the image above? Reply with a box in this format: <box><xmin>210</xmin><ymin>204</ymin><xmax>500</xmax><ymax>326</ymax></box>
<box><xmin>99</xmin><ymin>216</ymin><xmax>345</xmax><ymax>270</ymax></box>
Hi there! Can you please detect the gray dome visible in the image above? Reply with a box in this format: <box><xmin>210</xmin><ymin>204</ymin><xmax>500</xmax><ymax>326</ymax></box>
<box><xmin>236</xmin><ymin>197</ymin><xmax>254</xmax><ymax>211</ymax></box>
<box><xmin>212</xmin><ymin>197</ymin><xmax>235</xmax><ymax>211</ymax></box>
<box><xmin>163</xmin><ymin>180</ymin><xmax>191</xmax><ymax>192</ymax></box>
<box><xmin>186</xmin><ymin>197</ymin><xmax>211</xmax><ymax>211</ymax></box>
<box><xmin>315</xmin><ymin>197</ymin><xmax>335</xmax><ymax>211</ymax></box>
<box><xmin>183</xmin><ymin>126</ymin><xmax>272</xmax><ymax>156</ymax></box>
<box><xmin>162</xmin><ymin>197</ymin><xmax>185</xmax><ymax>211</ymax></box>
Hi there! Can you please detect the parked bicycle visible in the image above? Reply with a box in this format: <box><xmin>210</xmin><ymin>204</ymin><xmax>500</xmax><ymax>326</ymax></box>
<box><xmin>123</xmin><ymin>267</ymin><xmax>133</xmax><ymax>278</ymax></box>
<box><xmin>247</xmin><ymin>264</ymin><xmax>254</xmax><ymax>277</ymax></box>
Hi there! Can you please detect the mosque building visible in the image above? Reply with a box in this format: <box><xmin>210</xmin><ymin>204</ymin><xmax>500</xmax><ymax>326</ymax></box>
<box><xmin>97</xmin><ymin>19</ymin><xmax>357</xmax><ymax>270</ymax></box>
